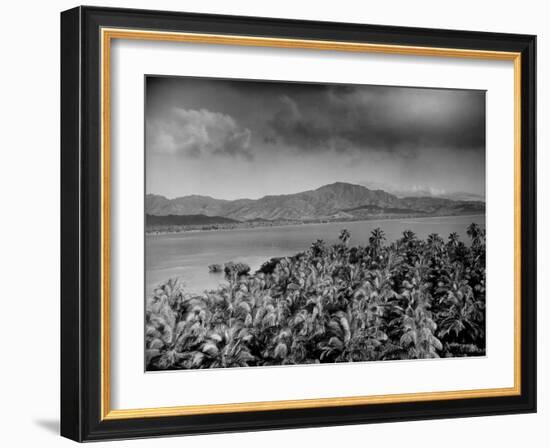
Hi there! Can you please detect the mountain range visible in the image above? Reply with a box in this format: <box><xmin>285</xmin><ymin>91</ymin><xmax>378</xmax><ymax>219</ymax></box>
<box><xmin>359</xmin><ymin>182</ymin><xmax>485</xmax><ymax>202</ymax></box>
<box><xmin>146</xmin><ymin>182</ymin><xmax>484</xmax><ymax>225</ymax></box>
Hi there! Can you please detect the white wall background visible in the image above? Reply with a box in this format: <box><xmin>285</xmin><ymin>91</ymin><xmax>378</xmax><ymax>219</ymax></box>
<box><xmin>0</xmin><ymin>0</ymin><xmax>546</xmax><ymax>445</ymax></box>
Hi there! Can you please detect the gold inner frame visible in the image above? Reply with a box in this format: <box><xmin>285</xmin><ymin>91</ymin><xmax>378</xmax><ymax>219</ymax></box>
<box><xmin>100</xmin><ymin>27</ymin><xmax>522</xmax><ymax>420</ymax></box>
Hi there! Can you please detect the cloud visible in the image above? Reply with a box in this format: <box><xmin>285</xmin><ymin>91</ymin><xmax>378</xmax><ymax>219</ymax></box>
<box><xmin>268</xmin><ymin>85</ymin><xmax>485</xmax><ymax>155</ymax></box>
<box><xmin>147</xmin><ymin>107</ymin><xmax>252</xmax><ymax>159</ymax></box>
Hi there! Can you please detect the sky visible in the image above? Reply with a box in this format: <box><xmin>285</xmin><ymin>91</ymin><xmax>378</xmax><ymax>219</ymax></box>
<box><xmin>145</xmin><ymin>76</ymin><xmax>486</xmax><ymax>200</ymax></box>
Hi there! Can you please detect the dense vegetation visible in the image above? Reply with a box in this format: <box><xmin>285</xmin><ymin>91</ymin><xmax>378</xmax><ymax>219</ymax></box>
<box><xmin>145</xmin><ymin>224</ymin><xmax>486</xmax><ymax>370</ymax></box>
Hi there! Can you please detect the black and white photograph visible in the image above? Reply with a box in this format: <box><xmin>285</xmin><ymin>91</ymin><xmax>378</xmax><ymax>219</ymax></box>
<box><xmin>53</xmin><ymin>5</ymin><xmax>541</xmax><ymax>442</ymax></box>
<box><xmin>144</xmin><ymin>76</ymin><xmax>487</xmax><ymax>371</ymax></box>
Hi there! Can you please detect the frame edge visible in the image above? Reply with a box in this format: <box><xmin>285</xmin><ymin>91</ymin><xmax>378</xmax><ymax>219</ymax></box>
<box><xmin>61</xmin><ymin>5</ymin><xmax>537</xmax><ymax>441</ymax></box>
<box><xmin>519</xmin><ymin>33</ymin><xmax>537</xmax><ymax>414</ymax></box>
<box><xmin>60</xmin><ymin>5</ymin><xmax>84</xmax><ymax>442</ymax></box>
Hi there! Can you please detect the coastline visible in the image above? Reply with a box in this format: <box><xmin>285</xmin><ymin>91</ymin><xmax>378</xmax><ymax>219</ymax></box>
<box><xmin>145</xmin><ymin>212</ymin><xmax>486</xmax><ymax>237</ymax></box>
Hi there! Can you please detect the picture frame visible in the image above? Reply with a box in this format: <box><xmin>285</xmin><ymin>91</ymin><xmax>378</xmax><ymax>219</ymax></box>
<box><xmin>60</xmin><ymin>5</ymin><xmax>536</xmax><ymax>442</ymax></box>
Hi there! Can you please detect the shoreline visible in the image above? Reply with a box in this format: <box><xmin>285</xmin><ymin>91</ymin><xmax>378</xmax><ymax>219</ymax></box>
<box><xmin>145</xmin><ymin>213</ymin><xmax>486</xmax><ymax>237</ymax></box>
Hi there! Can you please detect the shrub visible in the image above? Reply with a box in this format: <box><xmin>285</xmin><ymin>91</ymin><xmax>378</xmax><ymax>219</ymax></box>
<box><xmin>146</xmin><ymin>225</ymin><xmax>486</xmax><ymax>370</ymax></box>
<box><xmin>224</xmin><ymin>262</ymin><xmax>251</xmax><ymax>278</ymax></box>
<box><xmin>208</xmin><ymin>264</ymin><xmax>222</xmax><ymax>273</ymax></box>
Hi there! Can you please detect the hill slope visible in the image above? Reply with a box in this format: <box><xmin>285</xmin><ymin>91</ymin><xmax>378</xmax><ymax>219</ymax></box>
<box><xmin>146</xmin><ymin>182</ymin><xmax>484</xmax><ymax>221</ymax></box>
<box><xmin>146</xmin><ymin>214</ymin><xmax>240</xmax><ymax>227</ymax></box>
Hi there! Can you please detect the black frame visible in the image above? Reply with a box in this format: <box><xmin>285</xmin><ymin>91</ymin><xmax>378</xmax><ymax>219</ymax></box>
<box><xmin>61</xmin><ymin>6</ymin><xmax>537</xmax><ymax>442</ymax></box>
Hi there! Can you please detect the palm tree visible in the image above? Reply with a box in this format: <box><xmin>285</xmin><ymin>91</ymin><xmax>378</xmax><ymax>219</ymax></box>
<box><xmin>339</xmin><ymin>229</ymin><xmax>351</xmax><ymax>246</ymax></box>
<box><xmin>145</xmin><ymin>225</ymin><xmax>485</xmax><ymax>370</ymax></box>
<box><xmin>467</xmin><ymin>223</ymin><xmax>481</xmax><ymax>246</ymax></box>
<box><xmin>427</xmin><ymin>233</ymin><xmax>443</xmax><ymax>247</ymax></box>
<box><xmin>401</xmin><ymin>230</ymin><xmax>417</xmax><ymax>243</ymax></box>
<box><xmin>447</xmin><ymin>232</ymin><xmax>460</xmax><ymax>248</ymax></box>
<box><xmin>437</xmin><ymin>278</ymin><xmax>485</xmax><ymax>348</ymax></box>
<box><xmin>427</xmin><ymin>233</ymin><xmax>444</xmax><ymax>256</ymax></box>
<box><xmin>398</xmin><ymin>287</ymin><xmax>442</xmax><ymax>359</ymax></box>
<box><xmin>369</xmin><ymin>227</ymin><xmax>386</xmax><ymax>258</ymax></box>
<box><xmin>466</xmin><ymin>223</ymin><xmax>486</xmax><ymax>266</ymax></box>
<box><xmin>201</xmin><ymin>324</ymin><xmax>256</xmax><ymax>368</ymax></box>
<box><xmin>310</xmin><ymin>239</ymin><xmax>326</xmax><ymax>258</ymax></box>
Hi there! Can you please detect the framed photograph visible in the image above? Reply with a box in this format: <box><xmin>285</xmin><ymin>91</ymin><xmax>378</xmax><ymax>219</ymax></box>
<box><xmin>60</xmin><ymin>6</ymin><xmax>536</xmax><ymax>441</ymax></box>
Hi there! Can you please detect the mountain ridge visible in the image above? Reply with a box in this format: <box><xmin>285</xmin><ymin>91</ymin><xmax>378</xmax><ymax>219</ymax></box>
<box><xmin>145</xmin><ymin>182</ymin><xmax>484</xmax><ymax>222</ymax></box>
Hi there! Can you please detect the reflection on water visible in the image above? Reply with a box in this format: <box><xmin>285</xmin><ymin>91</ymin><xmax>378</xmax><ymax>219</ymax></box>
<box><xmin>145</xmin><ymin>215</ymin><xmax>485</xmax><ymax>296</ymax></box>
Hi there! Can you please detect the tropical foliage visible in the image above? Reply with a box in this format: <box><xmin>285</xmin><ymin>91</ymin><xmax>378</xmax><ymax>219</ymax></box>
<box><xmin>145</xmin><ymin>224</ymin><xmax>486</xmax><ymax>370</ymax></box>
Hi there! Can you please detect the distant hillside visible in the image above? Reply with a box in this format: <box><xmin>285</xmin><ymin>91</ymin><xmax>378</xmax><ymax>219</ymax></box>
<box><xmin>342</xmin><ymin>204</ymin><xmax>427</xmax><ymax>219</ymax></box>
<box><xmin>146</xmin><ymin>182</ymin><xmax>485</xmax><ymax>222</ymax></box>
<box><xmin>146</xmin><ymin>214</ymin><xmax>240</xmax><ymax>227</ymax></box>
<box><xmin>399</xmin><ymin>197</ymin><xmax>485</xmax><ymax>215</ymax></box>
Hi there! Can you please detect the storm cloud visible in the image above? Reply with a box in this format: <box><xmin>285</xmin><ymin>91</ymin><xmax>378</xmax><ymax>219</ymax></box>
<box><xmin>145</xmin><ymin>76</ymin><xmax>485</xmax><ymax>200</ymax></box>
<box><xmin>146</xmin><ymin>107</ymin><xmax>253</xmax><ymax>159</ymax></box>
<box><xmin>268</xmin><ymin>85</ymin><xmax>485</xmax><ymax>155</ymax></box>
